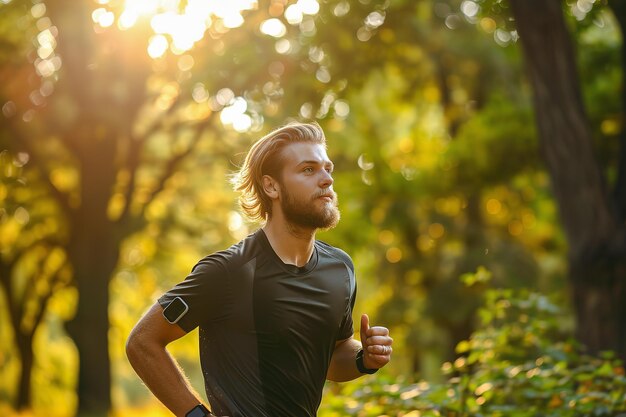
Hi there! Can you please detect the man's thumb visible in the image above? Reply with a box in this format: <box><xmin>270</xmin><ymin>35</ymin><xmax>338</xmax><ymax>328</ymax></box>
<box><xmin>360</xmin><ymin>313</ymin><xmax>370</xmax><ymax>342</ymax></box>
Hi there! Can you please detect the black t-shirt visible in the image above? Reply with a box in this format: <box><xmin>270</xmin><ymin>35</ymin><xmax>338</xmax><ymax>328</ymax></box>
<box><xmin>158</xmin><ymin>229</ymin><xmax>356</xmax><ymax>417</ymax></box>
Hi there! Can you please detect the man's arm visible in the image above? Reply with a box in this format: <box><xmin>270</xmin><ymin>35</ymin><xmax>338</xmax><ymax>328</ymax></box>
<box><xmin>126</xmin><ymin>302</ymin><xmax>210</xmax><ymax>417</ymax></box>
<box><xmin>327</xmin><ymin>314</ymin><xmax>393</xmax><ymax>382</ymax></box>
<box><xmin>326</xmin><ymin>336</ymin><xmax>362</xmax><ymax>382</ymax></box>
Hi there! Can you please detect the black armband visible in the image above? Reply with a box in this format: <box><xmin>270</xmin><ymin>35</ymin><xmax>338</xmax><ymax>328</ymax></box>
<box><xmin>186</xmin><ymin>404</ymin><xmax>211</xmax><ymax>417</ymax></box>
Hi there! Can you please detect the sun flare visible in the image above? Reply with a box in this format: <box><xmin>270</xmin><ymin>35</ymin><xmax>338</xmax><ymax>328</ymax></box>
<box><xmin>88</xmin><ymin>0</ymin><xmax>320</xmax><ymax>133</ymax></box>
<box><xmin>92</xmin><ymin>0</ymin><xmax>259</xmax><ymax>57</ymax></box>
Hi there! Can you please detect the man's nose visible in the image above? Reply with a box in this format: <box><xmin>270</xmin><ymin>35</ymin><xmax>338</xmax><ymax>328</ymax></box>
<box><xmin>320</xmin><ymin>170</ymin><xmax>334</xmax><ymax>188</ymax></box>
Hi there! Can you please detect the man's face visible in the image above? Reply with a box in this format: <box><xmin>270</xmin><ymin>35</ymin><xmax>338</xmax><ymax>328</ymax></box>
<box><xmin>276</xmin><ymin>142</ymin><xmax>340</xmax><ymax>230</ymax></box>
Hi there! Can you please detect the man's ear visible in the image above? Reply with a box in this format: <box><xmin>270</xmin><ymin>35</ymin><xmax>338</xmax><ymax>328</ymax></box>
<box><xmin>262</xmin><ymin>175</ymin><xmax>280</xmax><ymax>200</ymax></box>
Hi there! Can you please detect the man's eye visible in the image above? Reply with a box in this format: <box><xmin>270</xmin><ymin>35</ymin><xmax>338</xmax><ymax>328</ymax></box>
<box><xmin>303</xmin><ymin>167</ymin><xmax>313</xmax><ymax>173</ymax></box>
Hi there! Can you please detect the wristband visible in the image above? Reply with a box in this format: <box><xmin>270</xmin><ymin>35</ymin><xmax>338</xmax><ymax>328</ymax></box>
<box><xmin>356</xmin><ymin>348</ymin><xmax>379</xmax><ymax>374</ymax></box>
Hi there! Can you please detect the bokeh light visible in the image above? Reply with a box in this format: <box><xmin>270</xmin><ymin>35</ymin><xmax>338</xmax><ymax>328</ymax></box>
<box><xmin>260</xmin><ymin>18</ymin><xmax>287</xmax><ymax>37</ymax></box>
<box><xmin>104</xmin><ymin>0</ymin><xmax>263</xmax><ymax>56</ymax></box>
<box><xmin>147</xmin><ymin>34</ymin><xmax>168</xmax><ymax>58</ymax></box>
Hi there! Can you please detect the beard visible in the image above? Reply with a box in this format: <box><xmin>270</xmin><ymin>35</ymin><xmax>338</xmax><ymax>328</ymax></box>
<box><xmin>281</xmin><ymin>187</ymin><xmax>340</xmax><ymax>230</ymax></box>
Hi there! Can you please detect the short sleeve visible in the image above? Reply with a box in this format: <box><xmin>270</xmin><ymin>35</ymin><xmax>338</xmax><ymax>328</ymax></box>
<box><xmin>337</xmin><ymin>273</ymin><xmax>357</xmax><ymax>341</ymax></box>
<box><xmin>158</xmin><ymin>255</ymin><xmax>228</xmax><ymax>332</ymax></box>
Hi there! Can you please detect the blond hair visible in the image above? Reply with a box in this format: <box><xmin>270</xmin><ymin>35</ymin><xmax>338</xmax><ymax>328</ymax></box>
<box><xmin>233</xmin><ymin>122</ymin><xmax>327</xmax><ymax>222</ymax></box>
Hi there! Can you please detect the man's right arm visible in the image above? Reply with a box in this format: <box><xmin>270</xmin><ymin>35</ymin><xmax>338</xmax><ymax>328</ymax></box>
<box><xmin>126</xmin><ymin>302</ymin><xmax>209</xmax><ymax>417</ymax></box>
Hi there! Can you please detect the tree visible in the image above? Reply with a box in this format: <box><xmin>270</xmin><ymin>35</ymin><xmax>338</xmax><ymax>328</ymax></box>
<box><xmin>311</xmin><ymin>0</ymin><xmax>546</xmax><ymax>377</ymax></box>
<box><xmin>2</xmin><ymin>0</ymin><xmax>221</xmax><ymax>413</ymax></box>
<box><xmin>1</xmin><ymin>0</ymin><xmax>383</xmax><ymax>413</ymax></box>
<box><xmin>508</xmin><ymin>0</ymin><xmax>626</xmax><ymax>358</ymax></box>
<box><xmin>0</xmin><ymin>149</ymin><xmax>71</xmax><ymax>410</ymax></box>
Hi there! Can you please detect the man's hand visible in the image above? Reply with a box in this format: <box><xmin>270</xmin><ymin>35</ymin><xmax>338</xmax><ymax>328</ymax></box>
<box><xmin>359</xmin><ymin>313</ymin><xmax>393</xmax><ymax>370</ymax></box>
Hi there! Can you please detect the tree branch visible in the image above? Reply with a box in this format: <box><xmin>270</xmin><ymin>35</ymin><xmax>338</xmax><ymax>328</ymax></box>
<box><xmin>138</xmin><ymin>121</ymin><xmax>210</xmax><ymax>222</ymax></box>
<box><xmin>29</xmin><ymin>259</ymin><xmax>67</xmax><ymax>339</ymax></box>
<box><xmin>18</xmin><ymin>250</ymin><xmax>51</xmax><ymax>327</ymax></box>
<box><xmin>0</xmin><ymin>255</ymin><xmax>21</xmax><ymax>339</ymax></box>
<box><xmin>116</xmin><ymin>96</ymin><xmax>186</xmax><ymax>226</ymax></box>
<box><xmin>5</xmin><ymin>122</ymin><xmax>75</xmax><ymax>216</ymax></box>
<box><xmin>0</xmin><ymin>256</ymin><xmax>17</xmax><ymax>313</ymax></box>
<box><xmin>116</xmin><ymin>136</ymin><xmax>144</xmax><ymax>226</ymax></box>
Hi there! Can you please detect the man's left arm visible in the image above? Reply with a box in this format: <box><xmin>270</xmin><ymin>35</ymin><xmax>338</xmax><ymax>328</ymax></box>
<box><xmin>327</xmin><ymin>314</ymin><xmax>393</xmax><ymax>382</ymax></box>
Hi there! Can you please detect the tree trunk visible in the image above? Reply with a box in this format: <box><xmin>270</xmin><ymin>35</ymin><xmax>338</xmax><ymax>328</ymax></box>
<box><xmin>66</xmin><ymin>233</ymin><xmax>120</xmax><ymax>417</ymax></box>
<box><xmin>65</xmin><ymin>263</ymin><xmax>113</xmax><ymax>417</ymax></box>
<box><xmin>608</xmin><ymin>0</ymin><xmax>626</xmax><ymax>220</ymax></box>
<box><xmin>15</xmin><ymin>334</ymin><xmax>34</xmax><ymax>410</ymax></box>
<box><xmin>43</xmin><ymin>0</ymin><xmax>140</xmax><ymax>413</ymax></box>
<box><xmin>0</xmin><ymin>260</ymin><xmax>34</xmax><ymax>410</ymax></box>
<box><xmin>15</xmin><ymin>347</ymin><xmax>32</xmax><ymax>409</ymax></box>
<box><xmin>65</xmin><ymin>135</ymin><xmax>120</xmax><ymax>416</ymax></box>
<box><xmin>510</xmin><ymin>0</ymin><xmax>626</xmax><ymax>358</ymax></box>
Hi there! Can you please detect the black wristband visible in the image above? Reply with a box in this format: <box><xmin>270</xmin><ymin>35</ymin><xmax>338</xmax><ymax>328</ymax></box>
<box><xmin>356</xmin><ymin>348</ymin><xmax>379</xmax><ymax>374</ymax></box>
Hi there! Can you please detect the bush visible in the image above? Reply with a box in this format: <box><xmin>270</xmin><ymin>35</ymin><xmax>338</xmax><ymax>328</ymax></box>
<box><xmin>320</xmin><ymin>289</ymin><xmax>626</xmax><ymax>417</ymax></box>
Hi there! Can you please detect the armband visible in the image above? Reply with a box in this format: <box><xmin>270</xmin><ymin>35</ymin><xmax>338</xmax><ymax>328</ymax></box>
<box><xmin>186</xmin><ymin>404</ymin><xmax>210</xmax><ymax>417</ymax></box>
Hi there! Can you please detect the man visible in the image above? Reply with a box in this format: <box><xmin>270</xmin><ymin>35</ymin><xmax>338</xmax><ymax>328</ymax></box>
<box><xmin>126</xmin><ymin>122</ymin><xmax>393</xmax><ymax>417</ymax></box>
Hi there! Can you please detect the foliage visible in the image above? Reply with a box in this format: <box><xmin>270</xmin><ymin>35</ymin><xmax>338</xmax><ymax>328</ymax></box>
<box><xmin>322</xmin><ymin>67</ymin><xmax>559</xmax><ymax>379</ymax></box>
<box><xmin>0</xmin><ymin>142</ymin><xmax>73</xmax><ymax>409</ymax></box>
<box><xmin>320</xmin><ymin>286</ymin><xmax>626</xmax><ymax>417</ymax></box>
<box><xmin>1</xmin><ymin>0</ymin><xmax>625</xmax><ymax>414</ymax></box>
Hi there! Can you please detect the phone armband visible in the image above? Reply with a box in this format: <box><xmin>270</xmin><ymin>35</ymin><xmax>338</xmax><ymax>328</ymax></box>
<box><xmin>162</xmin><ymin>297</ymin><xmax>189</xmax><ymax>324</ymax></box>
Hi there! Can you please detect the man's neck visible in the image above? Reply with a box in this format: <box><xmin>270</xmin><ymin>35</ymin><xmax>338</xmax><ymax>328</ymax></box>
<box><xmin>262</xmin><ymin>218</ymin><xmax>316</xmax><ymax>268</ymax></box>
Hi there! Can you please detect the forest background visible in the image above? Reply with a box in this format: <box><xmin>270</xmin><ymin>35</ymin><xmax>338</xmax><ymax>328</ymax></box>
<box><xmin>1</xmin><ymin>0</ymin><xmax>626</xmax><ymax>416</ymax></box>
